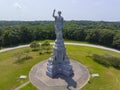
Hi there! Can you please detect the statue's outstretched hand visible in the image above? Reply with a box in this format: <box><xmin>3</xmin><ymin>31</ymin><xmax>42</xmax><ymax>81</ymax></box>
<box><xmin>53</xmin><ymin>9</ymin><xmax>56</xmax><ymax>18</ymax></box>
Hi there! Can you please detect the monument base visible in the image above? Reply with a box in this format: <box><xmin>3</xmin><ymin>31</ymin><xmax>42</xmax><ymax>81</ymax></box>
<box><xmin>46</xmin><ymin>62</ymin><xmax>73</xmax><ymax>78</ymax></box>
<box><xmin>46</xmin><ymin>38</ymin><xmax>74</xmax><ymax>78</ymax></box>
<box><xmin>29</xmin><ymin>60</ymin><xmax>90</xmax><ymax>90</ymax></box>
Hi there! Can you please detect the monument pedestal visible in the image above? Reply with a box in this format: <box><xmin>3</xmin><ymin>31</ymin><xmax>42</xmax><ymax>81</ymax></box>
<box><xmin>46</xmin><ymin>39</ymin><xmax>73</xmax><ymax>78</ymax></box>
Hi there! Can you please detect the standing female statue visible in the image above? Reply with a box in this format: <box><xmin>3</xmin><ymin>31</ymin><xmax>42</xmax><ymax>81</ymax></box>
<box><xmin>53</xmin><ymin>9</ymin><xmax>64</xmax><ymax>39</ymax></box>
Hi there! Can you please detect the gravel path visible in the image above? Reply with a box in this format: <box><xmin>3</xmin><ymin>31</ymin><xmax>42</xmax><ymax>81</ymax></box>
<box><xmin>0</xmin><ymin>42</ymin><xmax>120</xmax><ymax>53</ymax></box>
<box><xmin>0</xmin><ymin>45</ymin><xmax>29</xmax><ymax>53</ymax></box>
<box><xmin>14</xmin><ymin>81</ymin><xmax>30</xmax><ymax>90</ymax></box>
<box><xmin>65</xmin><ymin>43</ymin><xmax>120</xmax><ymax>53</ymax></box>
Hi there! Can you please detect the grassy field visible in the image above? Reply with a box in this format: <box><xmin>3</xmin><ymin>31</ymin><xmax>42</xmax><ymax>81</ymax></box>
<box><xmin>0</xmin><ymin>44</ymin><xmax>120</xmax><ymax>90</ymax></box>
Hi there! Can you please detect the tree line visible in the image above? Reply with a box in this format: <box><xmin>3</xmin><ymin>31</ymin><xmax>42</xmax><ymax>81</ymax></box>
<box><xmin>0</xmin><ymin>21</ymin><xmax>120</xmax><ymax>50</ymax></box>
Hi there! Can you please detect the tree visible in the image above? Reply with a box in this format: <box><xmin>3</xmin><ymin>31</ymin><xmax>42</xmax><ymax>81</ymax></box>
<box><xmin>85</xmin><ymin>30</ymin><xmax>100</xmax><ymax>43</ymax></box>
<box><xmin>0</xmin><ymin>30</ymin><xmax>3</xmax><ymax>48</ymax></box>
<box><xmin>20</xmin><ymin>26</ymin><xmax>33</xmax><ymax>43</ymax></box>
<box><xmin>1</xmin><ymin>20</ymin><xmax>120</xmax><ymax>50</ymax></box>
<box><xmin>2</xmin><ymin>29</ymin><xmax>21</xmax><ymax>46</ymax></box>
<box><xmin>2</xmin><ymin>30</ymin><xmax>11</xmax><ymax>46</ymax></box>
<box><xmin>30</xmin><ymin>41</ymin><xmax>40</xmax><ymax>51</ymax></box>
<box><xmin>99</xmin><ymin>30</ymin><xmax>115</xmax><ymax>46</ymax></box>
<box><xmin>112</xmin><ymin>32</ymin><xmax>120</xmax><ymax>50</ymax></box>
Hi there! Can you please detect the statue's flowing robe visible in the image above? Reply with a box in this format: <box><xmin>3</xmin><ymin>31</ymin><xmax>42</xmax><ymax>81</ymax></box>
<box><xmin>54</xmin><ymin>16</ymin><xmax>63</xmax><ymax>39</ymax></box>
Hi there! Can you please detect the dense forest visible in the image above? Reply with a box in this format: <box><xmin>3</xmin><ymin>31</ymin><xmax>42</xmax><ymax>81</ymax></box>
<box><xmin>0</xmin><ymin>21</ymin><xmax>120</xmax><ymax>50</ymax></box>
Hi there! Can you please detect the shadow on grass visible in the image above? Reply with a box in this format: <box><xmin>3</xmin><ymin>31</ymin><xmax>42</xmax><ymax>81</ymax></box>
<box><xmin>32</xmin><ymin>49</ymin><xmax>40</xmax><ymax>52</ymax></box>
<box><xmin>39</xmin><ymin>51</ymin><xmax>52</xmax><ymax>55</ymax></box>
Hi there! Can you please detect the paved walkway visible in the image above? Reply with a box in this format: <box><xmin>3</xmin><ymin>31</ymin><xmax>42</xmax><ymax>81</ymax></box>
<box><xmin>64</xmin><ymin>43</ymin><xmax>120</xmax><ymax>53</ymax></box>
<box><xmin>0</xmin><ymin>42</ymin><xmax>120</xmax><ymax>53</ymax></box>
<box><xmin>14</xmin><ymin>81</ymin><xmax>30</xmax><ymax>90</ymax></box>
<box><xmin>0</xmin><ymin>45</ymin><xmax>29</xmax><ymax>53</ymax></box>
<box><xmin>29</xmin><ymin>60</ymin><xmax>90</xmax><ymax>90</ymax></box>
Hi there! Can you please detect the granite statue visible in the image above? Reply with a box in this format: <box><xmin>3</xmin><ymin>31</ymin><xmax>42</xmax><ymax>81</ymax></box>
<box><xmin>53</xmin><ymin>9</ymin><xmax>63</xmax><ymax>39</ymax></box>
<box><xmin>46</xmin><ymin>9</ymin><xmax>73</xmax><ymax>78</ymax></box>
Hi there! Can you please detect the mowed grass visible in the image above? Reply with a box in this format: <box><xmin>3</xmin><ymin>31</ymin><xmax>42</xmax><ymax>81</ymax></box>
<box><xmin>0</xmin><ymin>47</ymin><xmax>50</xmax><ymax>90</ymax></box>
<box><xmin>67</xmin><ymin>45</ymin><xmax>120</xmax><ymax>90</ymax></box>
<box><xmin>36</xmin><ymin>39</ymin><xmax>89</xmax><ymax>44</ymax></box>
<box><xmin>0</xmin><ymin>45</ymin><xmax>120</xmax><ymax>90</ymax></box>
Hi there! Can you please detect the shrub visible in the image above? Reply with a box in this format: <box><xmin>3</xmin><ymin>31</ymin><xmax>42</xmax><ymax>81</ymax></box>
<box><xmin>91</xmin><ymin>54</ymin><xmax>120</xmax><ymax>69</ymax></box>
<box><xmin>109</xmin><ymin>57</ymin><xmax>120</xmax><ymax>69</ymax></box>
<box><xmin>30</xmin><ymin>41</ymin><xmax>40</xmax><ymax>51</ymax></box>
<box><xmin>92</xmin><ymin>54</ymin><xmax>111</xmax><ymax>67</ymax></box>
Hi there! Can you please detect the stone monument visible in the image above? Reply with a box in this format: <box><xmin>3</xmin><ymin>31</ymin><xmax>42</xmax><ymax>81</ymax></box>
<box><xmin>46</xmin><ymin>9</ymin><xmax>73</xmax><ymax>78</ymax></box>
<box><xmin>29</xmin><ymin>9</ymin><xmax>90</xmax><ymax>90</ymax></box>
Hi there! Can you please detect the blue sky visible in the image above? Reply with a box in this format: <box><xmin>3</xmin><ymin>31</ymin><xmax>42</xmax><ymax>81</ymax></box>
<box><xmin>0</xmin><ymin>0</ymin><xmax>120</xmax><ymax>21</ymax></box>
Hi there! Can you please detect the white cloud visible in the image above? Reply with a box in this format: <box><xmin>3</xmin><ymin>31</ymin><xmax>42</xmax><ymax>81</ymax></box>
<box><xmin>13</xmin><ymin>3</ymin><xmax>22</xmax><ymax>9</ymax></box>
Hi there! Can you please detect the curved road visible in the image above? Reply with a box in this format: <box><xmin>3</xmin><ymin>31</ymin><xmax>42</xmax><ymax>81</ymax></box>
<box><xmin>0</xmin><ymin>43</ymin><xmax>120</xmax><ymax>53</ymax></box>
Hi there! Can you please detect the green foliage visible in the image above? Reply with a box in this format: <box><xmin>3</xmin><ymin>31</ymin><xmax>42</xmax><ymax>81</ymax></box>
<box><xmin>23</xmin><ymin>49</ymin><xmax>31</xmax><ymax>60</ymax></box>
<box><xmin>13</xmin><ymin>52</ymin><xmax>23</xmax><ymax>61</ymax></box>
<box><xmin>30</xmin><ymin>40</ymin><xmax>51</xmax><ymax>54</ymax></box>
<box><xmin>13</xmin><ymin>49</ymin><xmax>32</xmax><ymax>64</ymax></box>
<box><xmin>2</xmin><ymin>29</ymin><xmax>21</xmax><ymax>46</ymax></box>
<box><xmin>91</xmin><ymin>54</ymin><xmax>120</xmax><ymax>69</ymax></box>
<box><xmin>20</xmin><ymin>26</ymin><xmax>34</xmax><ymax>43</ymax></box>
<box><xmin>85</xmin><ymin>30</ymin><xmax>100</xmax><ymax>43</ymax></box>
<box><xmin>0</xmin><ymin>21</ymin><xmax>120</xmax><ymax>50</ymax></box>
<box><xmin>99</xmin><ymin>30</ymin><xmax>115</xmax><ymax>46</ymax></box>
<box><xmin>0</xmin><ymin>30</ymin><xmax>3</xmax><ymax>47</ymax></box>
<box><xmin>112</xmin><ymin>32</ymin><xmax>120</xmax><ymax>49</ymax></box>
<box><xmin>30</xmin><ymin>41</ymin><xmax>40</xmax><ymax>51</ymax></box>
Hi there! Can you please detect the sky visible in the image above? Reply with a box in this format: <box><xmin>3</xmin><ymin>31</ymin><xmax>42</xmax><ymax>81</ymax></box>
<box><xmin>0</xmin><ymin>0</ymin><xmax>120</xmax><ymax>21</ymax></box>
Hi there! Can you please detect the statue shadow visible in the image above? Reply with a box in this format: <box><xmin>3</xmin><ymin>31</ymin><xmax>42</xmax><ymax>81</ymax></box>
<box><xmin>54</xmin><ymin>74</ymin><xmax>77</xmax><ymax>90</ymax></box>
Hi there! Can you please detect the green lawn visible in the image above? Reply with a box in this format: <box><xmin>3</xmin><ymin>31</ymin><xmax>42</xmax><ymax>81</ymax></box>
<box><xmin>0</xmin><ymin>44</ymin><xmax>120</xmax><ymax>90</ymax></box>
<box><xmin>36</xmin><ymin>39</ymin><xmax>89</xmax><ymax>44</ymax></box>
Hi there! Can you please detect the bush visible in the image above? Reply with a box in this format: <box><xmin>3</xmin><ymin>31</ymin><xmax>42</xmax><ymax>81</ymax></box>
<box><xmin>91</xmin><ymin>54</ymin><xmax>120</xmax><ymax>69</ymax></box>
<box><xmin>109</xmin><ymin>57</ymin><xmax>120</xmax><ymax>69</ymax></box>
<box><xmin>13</xmin><ymin>50</ymin><xmax>32</xmax><ymax>64</ymax></box>
<box><xmin>30</xmin><ymin>41</ymin><xmax>40</xmax><ymax>51</ymax></box>
<box><xmin>92</xmin><ymin>54</ymin><xmax>111</xmax><ymax>67</ymax></box>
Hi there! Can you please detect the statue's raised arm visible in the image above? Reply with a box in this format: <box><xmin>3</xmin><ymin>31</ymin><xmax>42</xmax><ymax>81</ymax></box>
<box><xmin>53</xmin><ymin>9</ymin><xmax>56</xmax><ymax>18</ymax></box>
